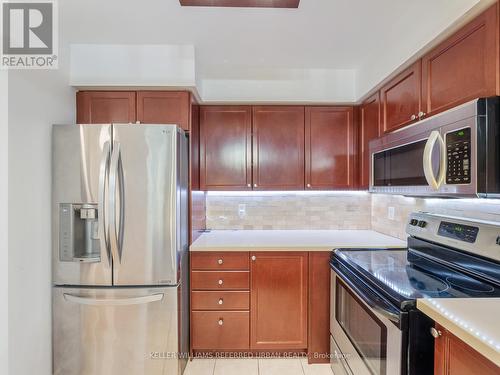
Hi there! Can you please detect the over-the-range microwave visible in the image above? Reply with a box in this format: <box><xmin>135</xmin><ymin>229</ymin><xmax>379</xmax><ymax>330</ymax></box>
<box><xmin>369</xmin><ymin>97</ymin><xmax>500</xmax><ymax>198</ymax></box>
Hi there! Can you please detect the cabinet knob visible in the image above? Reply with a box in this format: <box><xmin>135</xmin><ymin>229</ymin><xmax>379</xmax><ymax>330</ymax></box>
<box><xmin>247</xmin><ymin>184</ymin><xmax>251</xmax><ymax>188</ymax></box>
<box><xmin>251</xmin><ymin>255</ymin><xmax>256</xmax><ymax>261</ymax></box>
<box><xmin>218</xmin><ymin>319</ymin><xmax>224</xmax><ymax>326</ymax></box>
<box><xmin>254</xmin><ymin>184</ymin><xmax>258</xmax><ymax>188</ymax></box>
<box><xmin>430</xmin><ymin>327</ymin><xmax>442</xmax><ymax>339</ymax></box>
<box><xmin>217</xmin><ymin>259</ymin><xmax>223</xmax><ymax>265</ymax></box>
<box><xmin>306</xmin><ymin>184</ymin><xmax>311</xmax><ymax>188</ymax></box>
<box><xmin>410</xmin><ymin>114</ymin><xmax>417</xmax><ymax>121</ymax></box>
<box><xmin>218</xmin><ymin>298</ymin><xmax>224</xmax><ymax>305</ymax></box>
<box><xmin>418</xmin><ymin>111</ymin><xmax>426</xmax><ymax>118</ymax></box>
<box><xmin>218</xmin><ymin>279</ymin><xmax>223</xmax><ymax>285</ymax></box>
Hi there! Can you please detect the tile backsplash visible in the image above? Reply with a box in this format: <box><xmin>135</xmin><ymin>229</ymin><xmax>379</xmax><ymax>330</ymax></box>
<box><xmin>372</xmin><ymin>195</ymin><xmax>500</xmax><ymax>240</ymax></box>
<box><xmin>206</xmin><ymin>192</ymin><xmax>372</xmax><ymax>230</ymax></box>
<box><xmin>205</xmin><ymin>192</ymin><xmax>500</xmax><ymax>237</ymax></box>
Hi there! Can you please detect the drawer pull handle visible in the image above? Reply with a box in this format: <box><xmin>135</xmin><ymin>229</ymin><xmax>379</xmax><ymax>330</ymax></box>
<box><xmin>217</xmin><ymin>259</ymin><xmax>223</xmax><ymax>265</ymax></box>
<box><xmin>218</xmin><ymin>279</ymin><xmax>223</xmax><ymax>285</ymax></box>
<box><xmin>430</xmin><ymin>327</ymin><xmax>442</xmax><ymax>339</ymax></box>
<box><xmin>251</xmin><ymin>256</ymin><xmax>256</xmax><ymax>261</ymax></box>
<box><xmin>218</xmin><ymin>298</ymin><xmax>224</xmax><ymax>305</ymax></box>
<box><xmin>218</xmin><ymin>319</ymin><xmax>224</xmax><ymax>326</ymax></box>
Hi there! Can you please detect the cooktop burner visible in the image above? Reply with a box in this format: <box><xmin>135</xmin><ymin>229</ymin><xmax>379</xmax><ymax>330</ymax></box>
<box><xmin>332</xmin><ymin>247</ymin><xmax>500</xmax><ymax>309</ymax></box>
<box><xmin>445</xmin><ymin>275</ymin><xmax>495</xmax><ymax>293</ymax></box>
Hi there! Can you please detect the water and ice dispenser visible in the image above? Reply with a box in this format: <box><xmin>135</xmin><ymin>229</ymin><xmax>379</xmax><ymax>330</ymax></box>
<box><xmin>59</xmin><ymin>203</ymin><xmax>100</xmax><ymax>262</ymax></box>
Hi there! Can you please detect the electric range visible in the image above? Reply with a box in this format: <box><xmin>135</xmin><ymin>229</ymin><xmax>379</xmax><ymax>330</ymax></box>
<box><xmin>329</xmin><ymin>212</ymin><xmax>500</xmax><ymax>375</ymax></box>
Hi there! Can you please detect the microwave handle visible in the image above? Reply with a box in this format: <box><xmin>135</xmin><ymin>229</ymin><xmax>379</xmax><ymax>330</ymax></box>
<box><xmin>423</xmin><ymin>131</ymin><xmax>446</xmax><ymax>190</ymax></box>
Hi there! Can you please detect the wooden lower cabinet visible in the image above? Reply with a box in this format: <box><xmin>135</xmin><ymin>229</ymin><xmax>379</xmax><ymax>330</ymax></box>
<box><xmin>192</xmin><ymin>311</ymin><xmax>250</xmax><ymax>350</ymax></box>
<box><xmin>250</xmin><ymin>252</ymin><xmax>308</xmax><ymax>350</ymax></box>
<box><xmin>191</xmin><ymin>251</ymin><xmax>330</xmax><ymax>361</ymax></box>
<box><xmin>434</xmin><ymin>324</ymin><xmax>499</xmax><ymax>375</ymax></box>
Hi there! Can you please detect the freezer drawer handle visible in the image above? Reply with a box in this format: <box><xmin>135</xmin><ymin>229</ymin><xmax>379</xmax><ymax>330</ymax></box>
<box><xmin>63</xmin><ymin>293</ymin><xmax>164</xmax><ymax>306</ymax></box>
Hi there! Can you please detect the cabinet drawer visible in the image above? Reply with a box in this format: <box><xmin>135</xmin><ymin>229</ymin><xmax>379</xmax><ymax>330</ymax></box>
<box><xmin>192</xmin><ymin>271</ymin><xmax>249</xmax><ymax>290</ymax></box>
<box><xmin>192</xmin><ymin>291</ymin><xmax>250</xmax><ymax>310</ymax></box>
<box><xmin>191</xmin><ymin>252</ymin><xmax>249</xmax><ymax>270</ymax></box>
<box><xmin>192</xmin><ymin>311</ymin><xmax>249</xmax><ymax>350</ymax></box>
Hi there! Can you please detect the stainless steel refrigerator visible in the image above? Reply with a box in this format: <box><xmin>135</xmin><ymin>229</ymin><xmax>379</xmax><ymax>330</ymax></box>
<box><xmin>52</xmin><ymin>124</ymin><xmax>189</xmax><ymax>375</ymax></box>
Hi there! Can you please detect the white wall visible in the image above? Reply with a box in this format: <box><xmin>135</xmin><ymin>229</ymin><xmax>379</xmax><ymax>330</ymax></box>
<box><xmin>8</xmin><ymin>28</ymin><xmax>75</xmax><ymax>375</ymax></box>
<box><xmin>1</xmin><ymin>70</ymin><xmax>9</xmax><ymax>375</ymax></box>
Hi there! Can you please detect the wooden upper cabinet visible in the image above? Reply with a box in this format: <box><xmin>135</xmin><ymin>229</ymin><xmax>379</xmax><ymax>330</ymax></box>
<box><xmin>252</xmin><ymin>106</ymin><xmax>305</xmax><ymax>190</ymax></box>
<box><xmin>381</xmin><ymin>61</ymin><xmax>421</xmax><ymax>133</ymax></box>
<box><xmin>434</xmin><ymin>324</ymin><xmax>499</xmax><ymax>375</ymax></box>
<box><xmin>199</xmin><ymin>106</ymin><xmax>252</xmax><ymax>190</ymax></box>
<box><xmin>190</xmin><ymin>102</ymin><xmax>200</xmax><ymax>191</ymax></box>
<box><xmin>136</xmin><ymin>91</ymin><xmax>191</xmax><ymax>131</ymax></box>
<box><xmin>359</xmin><ymin>93</ymin><xmax>380</xmax><ymax>189</ymax></box>
<box><xmin>76</xmin><ymin>91</ymin><xmax>136</xmax><ymax>124</ymax></box>
<box><xmin>422</xmin><ymin>4</ymin><xmax>498</xmax><ymax>118</ymax></box>
<box><xmin>305</xmin><ymin>107</ymin><xmax>355</xmax><ymax>190</ymax></box>
<box><xmin>250</xmin><ymin>252</ymin><xmax>308</xmax><ymax>350</ymax></box>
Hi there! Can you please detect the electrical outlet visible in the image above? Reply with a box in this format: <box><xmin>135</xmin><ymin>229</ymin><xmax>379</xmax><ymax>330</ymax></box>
<box><xmin>388</xmin><ymin>206</ymin><xmax>395</xmax><ymax>221</ymax></box>
<box><xmin>238</xmin><ymin>204</ymin><xmax>246</xmax><ymax>218</ymax></box>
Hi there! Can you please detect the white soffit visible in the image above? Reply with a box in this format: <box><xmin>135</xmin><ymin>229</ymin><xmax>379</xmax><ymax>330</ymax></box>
<box><xmin>69</xmin><ymin>44</ymin><xmax>197</xmax><ymax>88</ymax></box>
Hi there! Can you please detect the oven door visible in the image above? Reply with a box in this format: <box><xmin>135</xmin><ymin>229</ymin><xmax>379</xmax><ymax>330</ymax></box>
<box><xmin>330</xmin><ymin>268</ymin><xmax>404</xmax><ymax>375</ymax></box>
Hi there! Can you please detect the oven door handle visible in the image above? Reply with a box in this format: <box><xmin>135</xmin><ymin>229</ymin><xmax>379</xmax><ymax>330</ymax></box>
<box><xmin>332</xmin><ymin>264</ymin><xmax>401</xmax><ymax>326</ymax></box>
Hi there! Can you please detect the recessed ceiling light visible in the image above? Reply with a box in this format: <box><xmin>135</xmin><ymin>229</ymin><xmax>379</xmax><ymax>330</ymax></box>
<box><xmin>179</xmin><ymin>0</ymin><xmax>300</xmax><ymax>8</ymax></box>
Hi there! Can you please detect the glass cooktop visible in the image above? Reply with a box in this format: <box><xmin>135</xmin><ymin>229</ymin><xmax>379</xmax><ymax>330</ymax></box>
<box><xmin>332</xmin><ymin>248</ymin><xmax>500</xmax><ymax>310</ymax></box>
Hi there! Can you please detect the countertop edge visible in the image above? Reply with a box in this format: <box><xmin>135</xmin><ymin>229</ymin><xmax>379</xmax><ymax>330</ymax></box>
<box><xmin>189</xmin><ymin>245</ymin><xmax>406</xmax><ymax>252</ymax></box>
<box><xmin>417</xmin><ymin>299</ymin><xmax>500</xmax><ymax>367</ymax></box>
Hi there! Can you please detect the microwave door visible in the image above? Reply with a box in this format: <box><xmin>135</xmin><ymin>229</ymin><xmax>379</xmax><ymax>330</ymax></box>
<box><xmin>111</xmin><ymin>125</ymin><xmax>180</xmax><ymax>286</ymax></box>
<box><xmin>52</xmin><ymin>125</ymin><xmax>113</xmax><ymax>286</ymax></box>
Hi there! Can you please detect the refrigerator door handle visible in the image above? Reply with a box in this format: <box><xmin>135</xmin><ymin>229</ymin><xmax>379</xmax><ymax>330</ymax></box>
<box><xmin>98</xmin><ymin>141</ymin><xmax>111</xmax><ymax>267</ymax></box>
<box><xmin>109</xmin><ymin>141</ymin><xmax>124</xmax><ymax>263</ymax></box>
<box><xmin>63</xmin><ymin>293</ymin><xmax>164</xmax><ymax>306</ymax></box>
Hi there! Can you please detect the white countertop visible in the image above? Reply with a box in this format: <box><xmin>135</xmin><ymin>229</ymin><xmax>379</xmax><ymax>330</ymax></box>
<box><xmin>417</xmin><ymin>298</ymin><xmax>500</xmax><ymax>367</ymax></box>
<box><xmin>190</xmin><ymin>230</ymin><xmax>406</xmax><ymax>251</ymax></box>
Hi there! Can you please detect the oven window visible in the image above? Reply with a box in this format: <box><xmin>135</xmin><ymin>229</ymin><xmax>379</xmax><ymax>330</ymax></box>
<box><xmin>336</xmin><ymin>280</ymin><xmax>387</xmax><ymax>375</ymax></box>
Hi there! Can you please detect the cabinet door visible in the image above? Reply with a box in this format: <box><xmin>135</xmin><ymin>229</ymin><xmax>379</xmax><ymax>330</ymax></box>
<box><xmin>199</xmin><ymin>106</ymin><xmax>252</xmax><ymax>190</ymax></box>
<box><xmin>250</xmin><ymin>252</ymin><xmax>308</xmax><ymax>349</ymax></box>
<box><xmin>305</xmin><ymin>106</ymin><xmax>355</xmax><ymax>189</ymax></box>
<box><xmin>381</xmin><ymin>61</ymin><xmax>421</xmax><ymax>133</ymax></box>
<box><xmin>434</xmin><ymin>324</ymin><xmax>499</xmax><ymax>375</ymax></box>
<box><xmin>422</xmin><ymin>5</ymin><xmax>497</xmax><ymax>118</ymax></box>
<box><xmin>136</xmin><ymin>91</ymin><xmax>191</xmax><ymax>131</ymax></box>
<box><xmin>252</xmin><ymin>106</ymin><xmax>305</xmax><ymax>190</ymax></box>
<box><xmin>359</xmin><ymin>93</ymin><xmax>381</xmax><ymax>189</ymax></box>
<box><xmin>76</xmin><ymin>91</ymin><xmax>136</xmax><ymax>124</ymax></box>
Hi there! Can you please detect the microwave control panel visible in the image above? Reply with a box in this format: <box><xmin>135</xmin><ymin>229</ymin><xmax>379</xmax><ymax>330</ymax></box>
<box><xmin>446</xmin><ymin>128</ymin><xmax>471</xmax><ymax>185</ymax></box>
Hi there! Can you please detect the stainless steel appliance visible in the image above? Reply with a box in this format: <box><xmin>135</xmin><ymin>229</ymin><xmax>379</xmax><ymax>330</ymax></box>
<box><xmin>52</xmin><ymin>124</ymin><xmax>189</xmax><ymax>375</ymax></box>
<box><xmin>330</xmin><ymin>212</ymin><xmax>500</xmax><ymax>375</ymax></box>
<box><xmin>369</xmin><ymin>97</ymin><xmax>500</xmax><ymax>197</ymax></box>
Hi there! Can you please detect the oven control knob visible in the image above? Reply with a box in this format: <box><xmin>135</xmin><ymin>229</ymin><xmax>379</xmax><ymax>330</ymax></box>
<box><xmin>496</xmin><ymin>236</ymin><xmax>500</xmax><ymax>246</ymax></box>
<box><xmin>410</xmin><ymin>219</ymin><xmax>419</xmax><ymax>226</ymax></box>
<box><xmin>418</xmin><ymin>220</ymin><xmax>428</xmax><ymax>228</ymax></box>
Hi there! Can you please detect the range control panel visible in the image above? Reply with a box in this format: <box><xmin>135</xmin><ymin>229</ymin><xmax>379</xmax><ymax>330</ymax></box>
<box><xmin>446</xmin><ymin>128</ymin><xmax>471</xmax><ymax>185</ymax></box>
<box><xmin>438</xmin><ymin>221</ymin><xmax>479</xmax><ymax>244</ymax></box>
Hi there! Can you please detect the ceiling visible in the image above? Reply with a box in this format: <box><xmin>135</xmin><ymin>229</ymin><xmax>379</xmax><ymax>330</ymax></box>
<box><xmin>62</xmin><ymin>0</ymin><xmax>487</xmax><ymax>102</ymax></box>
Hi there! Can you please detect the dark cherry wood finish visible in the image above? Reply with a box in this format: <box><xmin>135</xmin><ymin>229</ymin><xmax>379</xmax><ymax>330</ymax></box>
<box><xmin>191</xmin><ymin>271</ymin><xmax>250</xmax><ymax>290</ymax></box>
<box><xmin>191</xmin><ymin>252</ymin><xmax>250</xmax><ymax>271</ymax></box>
<box><xmin>307</xmin><ymin>252</ymin><xmax>331</xmax><ymax>363</ymax></box>
<box><xmin>76</xmin><ymin>91</ymin><xmax>136</xmax><ymax>124</ymax></box>
<box><xmin>422</xmin><ymin>4</ymin><xmax>498</xmax><ymax>118</ymax></box>
<box><xmin>200</xmin><ymin>106</ymin><xmax>253</xmax><ymax>190</ymax></box>
<box><xmin>250</xmin><ymin>252</ymin><xmax>308</xmax><ymax>349</ymax></box>
<box><xmin>252</xmin><ymin>106</ymin><xmax>305</xmax><ymax>190</ymax></box>
<box><xmin>136</xmin><ymin>91</ymin><xmax>191</xmax><ymax>131</ymax></box>
<box><xmin>359</xmin><ymin>93</ymin><xmax>380</xmax><ymax>189</ymax></box>
<box><xmin>192</xmin><ymin>311</ymin><xmax>250</xmax><ymax>350</ymax></box>
<box><xmin>190</xmin><ymin>101</ymin><xmax>201</xmax><ymax>191</ymax></box>
<box><xmin>180</xmin><ymin>0</ymin><xmax>300</xmax><ymax>8</ymax></box>
<box><xmin>434</xmin><ymin>324</ymin><xmax>499</xmax><ymax>375</ymax></box>
<box><xmin>305</xmin><ymin>107</ymin><xmax>355</xmax><ymax>190</ymax></box>
<box><xmin>381</xmin><ymin>61</ymin><xmax>422</xmax><ymax>133</ymax></box>
<box><xmin>192</xmin><ymin>291</ymin><xmax>250</xmax><ymax>310</ymax></box>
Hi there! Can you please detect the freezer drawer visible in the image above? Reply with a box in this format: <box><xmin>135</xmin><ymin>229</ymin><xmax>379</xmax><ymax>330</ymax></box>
<box><xmin>53</xmin><ymin>286</ymin><xmax>186</xmax><ymax>375</ymax></box>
